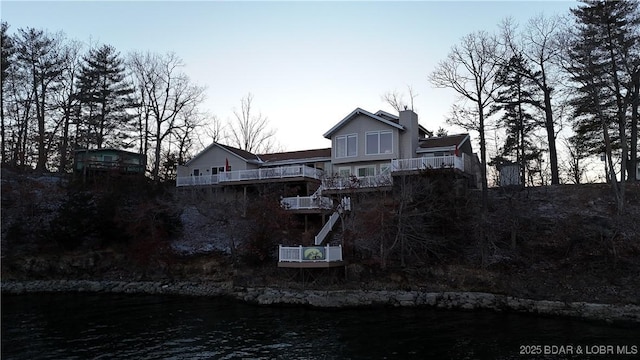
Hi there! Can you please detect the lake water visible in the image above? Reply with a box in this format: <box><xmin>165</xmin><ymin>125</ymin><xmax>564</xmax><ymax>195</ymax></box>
<box><xmin>2</xmin><ymin>293</ymin><xmax>638</xmax><ymax>359</ymax></box>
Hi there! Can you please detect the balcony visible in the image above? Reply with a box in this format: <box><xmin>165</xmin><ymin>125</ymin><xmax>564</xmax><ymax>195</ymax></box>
<box><xmin>391</xmin><ymin>154</ymin><xmax>470</xmax><ymax>173</ymax></box>
<box><xmin>176</xmin><ymin>165</ymin><xmax>323</xmax><ymax>187</ymax></box>
<box><xmin>321</xmin><ymin>173</ymin><xmax>392</xmax><ymax>191</ymax></box>
<box><xmin>281</xmin><ymin>195</ymin><xmax>333</xmax><ymax>211</ymax></box>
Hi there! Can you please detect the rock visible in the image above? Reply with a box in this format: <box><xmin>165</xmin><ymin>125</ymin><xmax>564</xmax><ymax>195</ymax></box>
<box><xmin>2</xmin><ymin>280</ymin><xmax>639</xmax><ymax>324</ymax></box>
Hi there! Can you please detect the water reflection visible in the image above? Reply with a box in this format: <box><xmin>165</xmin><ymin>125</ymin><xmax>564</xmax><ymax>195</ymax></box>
<box><xmin>2</xmin><ymin>294</ymin><xmax>638</xmax><ymax>359</ymax></box>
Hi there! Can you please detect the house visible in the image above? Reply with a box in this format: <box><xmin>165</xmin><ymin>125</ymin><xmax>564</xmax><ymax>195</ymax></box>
<box><xmin>175</xmin><ymin>107</ymin><xmax>480</xmax><ymax>268</ymax></box>
<box><xmin>176</xmin><ymin>108</ymin><xmax>478</xmax><ymax>188</ymax></box>
<box><xmin>74</xmin><ymin>148</ymin><xmax>146</xmax><ymax>175</ymax></box>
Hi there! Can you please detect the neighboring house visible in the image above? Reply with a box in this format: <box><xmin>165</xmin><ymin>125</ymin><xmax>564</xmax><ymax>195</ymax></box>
<box><xmin>74</xmin><ymin>148</ymin><xmax>146</xmax><ymax>175</ymax></box>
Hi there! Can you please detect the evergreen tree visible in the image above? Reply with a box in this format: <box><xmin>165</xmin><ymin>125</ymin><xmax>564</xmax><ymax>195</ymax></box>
<box><xmin>490</xmin><ymin>54</ymin><xmax>541</xmax><ymax>185</ymax></box>
<box><xmin>501</xmin><ymin>15</ymin><xmax>566</xmax><ymax>185</ymax></box>
<box><xmin>14</xmin><ymin>27</ymin><xmax>64</xmax><ymax>171</ymax></box>
<box><xmin>77</xmin><ymin>44</ymin><xmax>135</xmax><ymax>149</ymax></box>
<box><xmin>567</xmin><ymin>0</ymin><xmax>640</xmax><ymax>213</ymax></box>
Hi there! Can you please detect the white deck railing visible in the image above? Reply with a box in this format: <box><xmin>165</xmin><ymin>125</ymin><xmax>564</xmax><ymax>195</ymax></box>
<box><xmin>281</xmin><ymin>195</ymin><xmax>333</xmax><ymax>210</ymax></box>
<box><xmin>278</xmin><ymin>244</ymin><xmax>343</xmax><ymax>262</ymax></box>
<box><xmin>176</xmin><ymin>165</ymin><xmax>323</xmax><ymax>187</ymax></box>
<box><xmin>391</xmin><ymin>154</ymin><xmax>467</xmax><ymax>172</ymax></box>
<box><xmin>321</xmin><ymin>173</ymin><xmax>392</xmax><ymax>190</ymax></box>
<box><xmin>314</xmin><ymin>211</ymin><xmax>340</xmax><ymax>245</ymax></box>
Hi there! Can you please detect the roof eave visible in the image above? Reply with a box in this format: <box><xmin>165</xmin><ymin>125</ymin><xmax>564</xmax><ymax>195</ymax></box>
<box><xmin>185</xmin><ymin>143</ymin><xmax>256</xmax><ymax>166</ymax></box>
<box><xmin>324</xmin><ymin>108</ymin><xmax>404</xmax><ymax>138</ymax></box>
<box><xmin>417</xmin><ymin>146</ymin><xmax>456</xmax><ymax>153</ymax></box>
<box><xmin>262</xmin><ymin>157</ymin><xmax>331</xmax><ymax>167</ymax></box>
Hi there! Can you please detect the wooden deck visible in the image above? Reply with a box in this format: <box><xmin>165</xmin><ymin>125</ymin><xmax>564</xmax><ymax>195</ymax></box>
<box><xmin>176</xmin><ymin>165</ymin><xmax>323</xmax><ymax>187</ymax></box>
<box><xmin>278</xmin><ymin>260</ymin><xmax>346</xmax><ymax>268</ymax></box>
<box><xmin>278</xmin><ymin>245</ymin><xmax>345</xmax><ymax>268</ymax></box>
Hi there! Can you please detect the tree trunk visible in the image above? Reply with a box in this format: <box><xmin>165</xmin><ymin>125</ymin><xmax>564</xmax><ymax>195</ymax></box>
<box><xmin>58</xmin><ymin>105</ymin><xmax>71</xmax><ymax>173</ymax></box>
<box><xmin>35</xmin><ymin>79</ymin><xmax>47</xmax><ymax>171</ymax></box>
<box><xmin>1</xmin><ymin>76</ymin><xmax>5</xmax><ymax>165</ymax></box>
<box><xmin>478</xmin><ymin>99</ymin><xmax>488</xmax><ymax>210</ymax></box>
<box><xmin>543</xmin><ymin>91</ymin><xmax>559</xmax><ymax>185</ymax></box>
<box><xmin>627</xmin><ymin>72</ymin><xmax>638</xmax><ymax>182</ymax></box>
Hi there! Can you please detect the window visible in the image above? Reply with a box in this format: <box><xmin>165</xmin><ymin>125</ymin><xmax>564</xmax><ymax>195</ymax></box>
<box><xmin>335</xmin><ymin>134</ymin><xmax>357</xmax><ymax>158</ymax></box>
<box><xmin>103</xmin><ymin>155</ymin><xmax>113</xmax><ymax>162</ymax></box>
<box><xmin>193</xmin><ymin>169</ymin><xmax>200</xmax><ymax>176</ymax></box>
<box><xmin>357</xmin><ymin>166</ymin><xmax>375</xmax><ymax>177</ymax></box>
<box><xmin>338</xmin><ymin>167</ymin><xmax>351</xmax><ymax>177</ymax></box>
<box><xmin>366</xmin><ymin>131</ymin><xmax>393</xmax><ymax>155</ymax></box>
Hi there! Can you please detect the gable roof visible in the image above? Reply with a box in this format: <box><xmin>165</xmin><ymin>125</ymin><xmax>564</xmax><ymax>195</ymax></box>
<box><xmin>259</xmin><ymin>148</ymin><xmax>331</xmax><ymax>163</ymax></box>
<box><xmin>184</xmin><ymin>142</ymin><xmax>261</xmax><ymax>166</ymax></box>
<box><xmin>418</xmin><ymin>133</ymin><xmax>469</xmax><ymax>151</ymax></box>
<box><xmin>323</xmin><ymin>107</ymin><xmax>405</xmax><ymax>139</ymax></box>
<box><xmin>374</xmin><ymin>110</ymin><xmax>399</xmax><ymax>122</ymax></box>
<box><xmin>218</xmin><ymin>143</ymin><xmax>261</xmax><ymax>162</ymax></box>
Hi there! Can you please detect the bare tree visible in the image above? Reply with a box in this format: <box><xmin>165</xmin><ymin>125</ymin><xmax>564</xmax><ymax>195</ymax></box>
<box><xmin>1</xmin><ymin>22</ymin><xmax>14</xmax><ymax>165</ymax></box>
<box><xmin>382</xmin><ymin>85</ymin><xmax>418</xmax><ymax>112</ymax></box>
<box><xmin>562</xmin><ymin>134</ymin><xmax>590</xmax><ymax>184</ymax></box>
<box><xmin>430</xmin><ymin>31</ymin><xmax>502</xmax><ymax>209</ymax></box>
<box><xmin>203</xmin><ymin>114</ymin><xmax>225</xmax><ymax>143</ymax></box>
<box><xmin>52</xmin><ymin>39</ymin><xmax>83</xmax><ymax>172</ymax></box>
<box><xmin>129</xmin><ymin>51</ymin><xmax>206</xmax><ymax>181</ymax></box>
<box><xmin>228</xmin><ymin>93</ymin><xmax>276</xmax><ymax>154</ymax></box>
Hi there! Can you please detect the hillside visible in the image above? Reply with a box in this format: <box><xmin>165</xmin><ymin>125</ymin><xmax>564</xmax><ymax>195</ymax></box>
<box><xmin>1</xmin><ymin>169</ymin><xmax>639</xmax><ymax>305</ymax></box>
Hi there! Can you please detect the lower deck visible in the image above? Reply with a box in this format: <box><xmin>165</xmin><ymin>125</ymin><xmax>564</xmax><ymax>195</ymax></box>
<box><xmin>278</xmin><ymin>245</ymin><xmax>344</xmax><ymax>268</ymax></box>
<box><xmin>278</xmin><ymin>261</ymin><xmax>346</xmax><ymax>268</ymax></box>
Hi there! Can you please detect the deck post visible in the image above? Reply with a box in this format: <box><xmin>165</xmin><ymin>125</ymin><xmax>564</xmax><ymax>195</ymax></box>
<box><xmin>326</xmin><ymin>244</ymin><xmax>330</xmax><ymax>262</ymax></box>
<box><xmin>243</xmin><ymin>186</ymin><xmax>247</xmax><ymax>217</ymax></box>
<box><xmin>299</xmin><ymin>245</ymin><xmax>303</xmax><ymax>262</ymax></box>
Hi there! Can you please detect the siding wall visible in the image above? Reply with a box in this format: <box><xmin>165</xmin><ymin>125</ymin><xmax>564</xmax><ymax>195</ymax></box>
<box><xmin>330</xmin><ymin>114</ymin><xmax>400</xmax><ymax>166</ymax></box>
<box><xmin>176</xmin><ymin>146</ymin><xmax>255</xmax><ymax>178</ymax></box>
<box><xmin>331</xmin><ymin>161</ymin><xmax>393</xmax><ymax>176</ymax></box>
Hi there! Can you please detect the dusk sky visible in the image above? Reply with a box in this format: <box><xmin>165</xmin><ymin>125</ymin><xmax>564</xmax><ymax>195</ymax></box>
<box><xmin>2</xmin><ymin>1</ymin><xmax>575</xmax><ymax>152</ymax></box>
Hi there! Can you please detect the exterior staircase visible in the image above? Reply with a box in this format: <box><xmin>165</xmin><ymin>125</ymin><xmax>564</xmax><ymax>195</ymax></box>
<box><xmin>314</xmin><ymin>211</ymin><xmax>340</xmax><ymax>245</ymax></box>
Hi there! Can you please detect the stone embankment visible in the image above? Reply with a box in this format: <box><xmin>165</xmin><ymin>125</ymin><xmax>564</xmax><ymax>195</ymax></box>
<box><xmin>3</xmin><ymin>280</ymin><xmax>639</xmax><ymax>324</ymax></box>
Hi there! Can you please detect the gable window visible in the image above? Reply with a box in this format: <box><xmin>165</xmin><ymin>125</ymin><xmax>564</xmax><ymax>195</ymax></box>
<box><xmin>357</xmin><ymin>166</ymin><xmax>376</xmax><ymax>177</ymax></box>
<box><xmin>366</xmin><ymin>131</ymin><xmax>392</xmax><ymax>155</ymax></box>
<box><xmin>335</xmin><ymin>134</ymin><xmax>357</xmax><ymax>158</ymax></box>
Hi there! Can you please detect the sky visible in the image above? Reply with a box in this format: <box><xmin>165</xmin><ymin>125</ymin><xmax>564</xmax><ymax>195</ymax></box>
<box><xmin>1</xmin><ymin>0</ymin><xmax>576</xmax><ymax>152</ymax></box>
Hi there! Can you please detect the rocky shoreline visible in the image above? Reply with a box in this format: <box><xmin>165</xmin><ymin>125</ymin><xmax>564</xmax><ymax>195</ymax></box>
<box><xmin>2</xmin><ymin>280</ymin><xmax>639</xmax><ymax>324</ymax></box>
